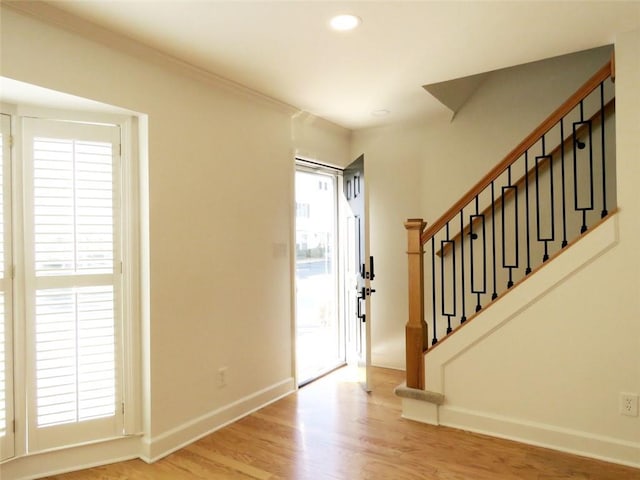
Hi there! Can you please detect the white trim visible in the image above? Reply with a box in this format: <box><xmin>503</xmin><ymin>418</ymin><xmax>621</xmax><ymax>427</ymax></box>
<box><xmin>136</xmin><ymin>115</ymin><xmax>151</xmax><ymax>441</ymax></box>
<box><xmin>13</xmin><ymin>104</ymin><xmax>134</xmax><ymax>127</ymax></box>
<box><xmin>400</xmin><ymin>216</ymin><xmax>636</xmax><ymax>466</ymax></box>
<box><xmin>400</xmin><ymin>385</ymin><xmax>640</xmax><ymax>469</ymax></box>
<box><xmin>370</xmin><ymin>362</ymin><xmax>404</xmax><ymax>372</ymax></box>
<box><xmin>1</xmin><ymin>78</ymin><xmax>137</xmax><ymax>117</ymax></box>
<box><xmin>401</xmin><ymin>398</ymin><xmax>439</xmax><ymax>426</ymax></box>
<box><xmin>440</xmin><ymin>405</ymin><xmax>640</xmax><ymax>469</ymax></box>
<box><xmin>289</xmin><ymin>158</ymin><xmax>298</xmax><ymax>388</ymax></box>
<box><xmin>120</xmin><ymin>116</ymin><xmax>142</xmax><ymax>436</ymax></box>
<box><xmin>141</xmin><ymin>377</ymin><xmax>295</xmax><ymax>463</ymax></box>
<box><xmin>22</xmin><ymin>117</ymin><xmax>125</xmax><ymax>452</ymax></box>
<box><xmin>0</xmin><ymin>113</ymin><xmax>15</xmax><ymax>461</ymax></box>
<box><xmin>293</xmin><ymin>162</ymin><xmax>347</xmax><ymax>386</ymax></box>
<box><xmin>9</xmin><ymin>111</ymin><xmax>27</xmax><ymax>459</ymax></box>
<box><xmin>0</xmin><ymin>435</ymin><xmax>142</xmax><ymax>480</ymax></box>
<box><xmin>1</xmin><ymin>104</ymin><xmax>144</xmax><ymax>460</ymax></box>
<box><xmin>0</xmin><ymin>104</ymin><xmax>17</xmax><ymax>116</ymax></box>
<box><xmin>295</xmin><ymin>157</ymin><xmax>344</xmax><ymax>174</ymax></box>
<box><xmin>3</xmin><ymin>2</ymin><xmax>297</xmax><ymax>117</ymax></box>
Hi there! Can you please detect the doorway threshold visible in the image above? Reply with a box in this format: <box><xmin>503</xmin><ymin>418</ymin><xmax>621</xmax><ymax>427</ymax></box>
<box><xmin>298</xmin><ymin>362</ymin><xmax>347</xmax><ymax>388</ymax></box>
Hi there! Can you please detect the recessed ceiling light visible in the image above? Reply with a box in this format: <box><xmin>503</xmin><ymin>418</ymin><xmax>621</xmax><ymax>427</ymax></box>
<box><xmin>372</xmin><ymin>109</ymin><xmax>390</xmax><ymax>117</ymax></box>
<box><xmin>329</xmin><ymin>14</ymin><xmax>361</xmax><ymax>31</ymax></box>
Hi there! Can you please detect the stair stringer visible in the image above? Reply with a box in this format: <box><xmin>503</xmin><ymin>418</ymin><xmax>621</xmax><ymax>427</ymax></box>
<box><xmin>401</xmin><ymin>214</ymin><xmax>640</xmax><ymax>467</ymax></box>
<box><xmin>425</xmin><ymin>214</ymin><xmax>619</xmax><ymax>394</ymax></box>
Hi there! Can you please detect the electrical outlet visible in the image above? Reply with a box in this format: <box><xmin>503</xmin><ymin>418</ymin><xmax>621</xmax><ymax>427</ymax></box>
<box><xmin>620</xmin><ymin>393</ymin><xmax>639</xmax><ymax>417</ymax></box>
<box><xmin>217</xmin><ymin>367</ymin><xmax>228</xmax><ymax>388</ymax></box>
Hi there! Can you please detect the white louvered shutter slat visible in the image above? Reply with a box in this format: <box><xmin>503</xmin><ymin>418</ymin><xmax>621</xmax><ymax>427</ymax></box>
<box><xmin>35</xmin><ymin>287</ymin><xmax>115</xmax><ymax>427</ymax></box>
<box><xmin>25</xmin><ymin>118</ymin><xmax>122</xmax><ymax>451</ymax></box>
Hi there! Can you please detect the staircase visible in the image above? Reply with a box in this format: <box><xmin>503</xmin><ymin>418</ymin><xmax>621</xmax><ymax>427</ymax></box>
<box><xmin>396</xmin><ymin>57</ymin><xmax>635</xmax><ymax>464</ymax></box>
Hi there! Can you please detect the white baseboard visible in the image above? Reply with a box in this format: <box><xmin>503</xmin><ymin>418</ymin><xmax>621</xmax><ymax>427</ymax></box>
<box><xmin>1</xmin><ymin>377</ymin><xmax>295</xmax><ymax>479</ymax></box>
<box><xmin>0</xmin><ymin>436</ymin><xmax>143</xmax><ymax>480</ymax></box>
<box><xmin>142</xmin><ymin>377</ymin><xmax>295</xmax><ymax>463</ymax></box>
<box><xmin>440</xmin><ymin>405</ymin><xmax>640</xmax><ymax>469</ymax></box>
<box><xmin>371</xmin><ymin>362</ymin><xmax>404</xmax><ymax>371</ymax></box>
<box><xmin>401</xmin><ymin>398</ymin><xmax>439</xmax><ymax>425</ymax></box>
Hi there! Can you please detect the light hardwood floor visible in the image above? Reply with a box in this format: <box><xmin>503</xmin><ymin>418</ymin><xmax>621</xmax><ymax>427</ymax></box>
<box><xmin>45</xmin><ymin>367</ymin><xmax>640</xmax><ymax>480</ymax></box>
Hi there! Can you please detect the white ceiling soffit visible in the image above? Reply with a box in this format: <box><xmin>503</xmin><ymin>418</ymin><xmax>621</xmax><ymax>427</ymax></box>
<box><xmin>423</xmin><ymin>72</ymin><xmax>489</xmax><ymax>119</ymax></box>
<box><xmin>16</xmin><ymin>1</ymin><xmax>640</xmax><ymax>129</ymax></box>
<box><xmin>0</xmin><ymin>77</ymin><xmax>136</xmax><ymax>115</ymax></box>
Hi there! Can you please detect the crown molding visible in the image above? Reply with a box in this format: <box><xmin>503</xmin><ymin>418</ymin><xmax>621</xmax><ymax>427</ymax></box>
<box><xmin>2</xmin><ymin>1</ymin><xmax>299</xmax><ymax>116</ymax></box>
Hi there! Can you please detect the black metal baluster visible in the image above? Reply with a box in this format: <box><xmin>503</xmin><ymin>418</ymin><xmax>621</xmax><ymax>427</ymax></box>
<box><xmin>441</xmin><ymin>222</ymin><xmax>456</xmax><ymax>335</ymax></box>
<box><xmin>573</xmin><ymin>100</ymin><xmax>594</xmax><ymax>234</ymax></box>
<box><xmin>469</xmin><ymin>196</ymin><xmax>486</xmax><ymax>312</ymax></box>
<box><xmin>560</xmin><ymin>118</ymin><xmax>568</xmax><ymax>247</ymax></box>
<box><xmin>524</xmin><ymin>151</ymin><xmax>532</xmax><ymax>274</ymax></box>
<box><xmin>431</xmin><ymin>237</ymin><xmax>438</xmax><ymax>345</ymax></box>
<box><xmin>536</xmin><ymin>135</ymin><xmax>555</xmax><ymax>262</ymax></box>
<box><xmin>491</xmin><ymin>181</ymin><xmax>497</xmax><ymax>300</ymax></box>
<box><xmin>600</xmin><ymin>81</ymin><xmax>608</xmax><ymax>218</ymax></box>
<box><xmin>459</xmin><ymin>208</ymin><xmax>467</xmax><ymax>324</ymax></box>
<box><xmin>502</xmin><ymin>165</ymin><xmax>519</xmax><ymax>288</ymax></box>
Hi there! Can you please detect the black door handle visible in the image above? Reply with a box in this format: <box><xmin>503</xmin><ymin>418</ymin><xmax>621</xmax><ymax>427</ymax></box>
<box><xmin>356</xmin><ymin>294</ymin><xmax>366</xmax><ymax>322</ymax></box>
<box><xmin>364</xmin><ymin>256</ymin><xmax>376</xmax><ymax>280</ymax></box>
<box><xmin>356</xmin><ymin>286</ymin><xmax>367</xmax><ymax>322</ymax></box>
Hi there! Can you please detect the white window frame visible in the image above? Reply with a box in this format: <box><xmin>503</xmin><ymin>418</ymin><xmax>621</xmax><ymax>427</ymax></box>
<box><xmin>0</xmin><ymin>112</ymin><xmax>15</xmax><ymax>462</ymax></box>
<box><xmin>0</xmin><ymin>104</ymin><xmax>141</xmax><ymax>460</ymax></box>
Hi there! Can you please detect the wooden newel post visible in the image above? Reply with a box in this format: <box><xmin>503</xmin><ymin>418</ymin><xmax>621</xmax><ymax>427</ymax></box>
<box><xmin>405</xmin><ymin>218</ymin><xmax>428</xmax><ymax>390</ymax></box>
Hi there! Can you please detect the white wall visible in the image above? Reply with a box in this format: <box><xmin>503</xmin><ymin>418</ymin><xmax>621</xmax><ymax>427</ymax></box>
<box><xmin>408</xmin><ymin>32</ymin><xmax>640</xmax><ymax>466</ymax></box>
<box><xmin>351</xmin><ymin>120</ymin><xmax>427</xmax><ymax>369</ymax></box>
<box><xmin>0</xmin><ymin>5</ymin><xmax>350</xmax><ymax>478</ymax></box>
<box><xmin>292</xmin><ymin>111</ymin><xmax>351</xmax><ymax>167</ymax></box>
<box><xmin>429</xmin><ymin>104</ymin><xmax>617</xmax><ymax>344</ymax></box>
<box><xmin>1</xmin><ymin>2</ymin><xmax>637</xmax><ymax>476</ymax></box>
<box><xmin>419</xmin><ymin>46</ymin><xmax>613</xmax><ymax>221</ymax></box>
<box><xmin>352</xmin><ymin>47</ymin><xmax>612</xmax><ymax>370</ymax></box>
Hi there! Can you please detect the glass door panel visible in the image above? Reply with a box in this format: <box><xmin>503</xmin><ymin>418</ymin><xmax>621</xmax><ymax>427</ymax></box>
<box><xmin>295</xmin><ymin>168</ymin><xmax>344</xmax><ymax>385</ymax></box>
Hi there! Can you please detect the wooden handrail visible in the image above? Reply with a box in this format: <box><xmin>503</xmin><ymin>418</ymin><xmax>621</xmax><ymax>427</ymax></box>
<box><xmin>405</xmin><ymin>219</ymin><xmax>428</xmax><ymax>389</ymax></box>
<box><xmin>421</xmin><ymin>61</ymin><xmax>612</xmax><ymax>245</ymax></box>
<box><xmin>436</xmin><ymin>98</ymin><xmax>615</xmax><ymax>257</ymax></box>
<box><xmin>425</xmin><ymin>207</ymin><xmax>618</xmax><ymax>353</ymax></box>
<box><xmin>610</xmin><ymin>51</ymin><xmax>616</xmax><ymax>82</ymax></box>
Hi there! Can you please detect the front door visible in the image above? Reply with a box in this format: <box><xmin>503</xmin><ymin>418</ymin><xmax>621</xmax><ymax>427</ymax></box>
<box><xmin>295</xmin><ymin>164</ymin><xmax>345</xmax><ymax>385</ymax></box>
<box><xmin>343</xmin><ymin>155</ymin><xmax>372</xmax><ymax>392</ymax></box>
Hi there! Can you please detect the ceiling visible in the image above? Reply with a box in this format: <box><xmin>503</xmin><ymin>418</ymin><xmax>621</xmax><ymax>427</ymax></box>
<box><xmin>21</xmin><ymin>1</ymin><xmax>640</xmax><ymax>129</ymax></box>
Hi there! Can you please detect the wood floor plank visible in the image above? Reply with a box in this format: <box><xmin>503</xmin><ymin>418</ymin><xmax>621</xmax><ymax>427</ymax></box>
<box><xmin>42</xmin><ymin>367</ymin><xmax>640</xmax><ymax>480</ymax></box>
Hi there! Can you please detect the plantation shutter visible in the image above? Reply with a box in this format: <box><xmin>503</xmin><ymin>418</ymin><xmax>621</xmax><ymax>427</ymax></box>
<box><xmin>23</xmin><ymin>118</ymin><xmax>123</xmax><ymax>452</ymax></box>
<box><xmin>0</xmin><ymin>113</ymin><xmax>14</xmax><ymax>461</ymax></box>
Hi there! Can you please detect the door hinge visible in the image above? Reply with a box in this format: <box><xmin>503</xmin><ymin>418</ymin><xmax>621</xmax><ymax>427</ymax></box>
<box><xmin>13</xmin><ymin>419</ymin><xmax>16</xmax><ymax>433</ymax></box>
<box><xmin>120</xmin><ymin>261</ymin><xmax>123</xmax><ymax>274</ymax></box>
<box><xmin>8</xmin><ymin>135</ymin><xmax>14</xmax><ymax>148</ymax></box>
<box><xmin>122</xmin><ymin>402</ymin><xmax>125</xmax><ymax>415</ymax></box>
<box><xmin>11</xmin><ymin>264</ymin><xmax>15</xmax><ymax>280</ymax></box>
<box><xmin>119</xmin><ymin>143</ymin><xmax>122</xmax><ymax>156</ymax></box>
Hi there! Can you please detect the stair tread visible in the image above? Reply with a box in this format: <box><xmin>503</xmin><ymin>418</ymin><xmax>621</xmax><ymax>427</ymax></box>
<box><xmin>394</xmin><ymin>383</ymin><xmax>445</xmax><ymax>405</ymax></box>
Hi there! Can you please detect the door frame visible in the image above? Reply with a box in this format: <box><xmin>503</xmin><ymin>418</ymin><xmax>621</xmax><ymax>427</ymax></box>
<box><xmin>291</xmin><ymin>156</ymin><xmax>372</xmax><ymax>390</ymax></box>
<box><xmin>293</xmin><ymin>159</ymin><xmax>347</xmax><ymax>387</ymax></box>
